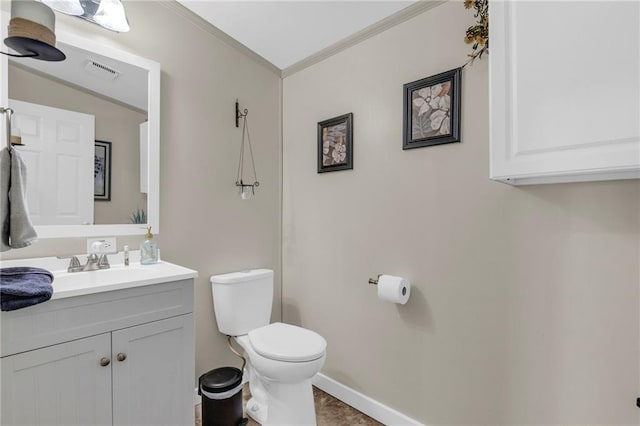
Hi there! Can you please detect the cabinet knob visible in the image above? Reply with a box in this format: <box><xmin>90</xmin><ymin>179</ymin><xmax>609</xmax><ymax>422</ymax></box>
<box><xmin>117</xmin><ymin>353</ymin><xmax>127</xmax><ymax>362</ymax></box>
<box><xmin>99</xmin><ymin>357</ymin><xmax>110</xmax><ymax>367</ymax></box>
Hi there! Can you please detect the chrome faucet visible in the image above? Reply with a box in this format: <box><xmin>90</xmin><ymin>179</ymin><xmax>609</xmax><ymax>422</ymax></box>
<box><xmin>83</xmin><ymin>252</ymin><xmax>101</xmax><ymax>271</ymax></box>
<box><xmin>57</xmin><ymin>242</ymin><xmax>111</xmax><ymax>273</ymax></box>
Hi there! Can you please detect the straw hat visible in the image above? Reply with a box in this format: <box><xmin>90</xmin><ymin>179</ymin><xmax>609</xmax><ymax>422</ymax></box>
<box><xmin>4</xmin><ymin>0</ymin><xmax>65</xmax><ymax>61</ymax></box>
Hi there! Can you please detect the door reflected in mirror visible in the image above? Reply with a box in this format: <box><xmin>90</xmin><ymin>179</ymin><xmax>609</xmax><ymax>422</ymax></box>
<box><xmin>8</xmin><ymin>40</ymin><xmax>149</xmax><ymax>226</ymax></box>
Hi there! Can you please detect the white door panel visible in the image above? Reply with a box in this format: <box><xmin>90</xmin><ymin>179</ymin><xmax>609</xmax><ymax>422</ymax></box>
<box><xmin>8</xmin><ymin>99</ymin><xmax>95</xmax><ymax>225</ymax></box>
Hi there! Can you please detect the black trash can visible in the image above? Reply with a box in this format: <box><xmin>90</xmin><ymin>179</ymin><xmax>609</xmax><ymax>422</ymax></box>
<box><xmin>199</xmin><ymin>367</ymin><xmax>245</xmax><ymax>426</ymax></box>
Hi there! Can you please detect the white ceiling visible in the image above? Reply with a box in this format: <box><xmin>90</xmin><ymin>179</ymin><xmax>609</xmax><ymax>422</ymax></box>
<box><xmin>12</xmin><ymin>1</ymin><xmax>419</xmax><ymax>103</ymax></box>
<box><xmin>176</xmin><ymin>1</ymin><xmax>415</xmax><ymax>70</ymax></box>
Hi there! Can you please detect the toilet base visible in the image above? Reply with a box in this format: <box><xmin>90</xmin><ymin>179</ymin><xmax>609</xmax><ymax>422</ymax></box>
<box><xmin>233</xmin><ymin>334</ymin><xmax>324</xmax><ymax>425</ymax></box>
<box><xmin>246</xmin><ymin>397</ymin><xmax>268</xmax><ymax>425</ymax></box>
<box><xmin>244</xmin><ymin>358</ymin><xmax>317</xmax><ymax>425</ymax></box>
<box><xmin>251</xmin><ymin>378</ymin><xmax>315</xmax><ymax>426</ymax></box>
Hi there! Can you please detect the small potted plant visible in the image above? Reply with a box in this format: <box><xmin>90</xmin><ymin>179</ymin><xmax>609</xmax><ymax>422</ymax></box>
<box><xmin>130</xmin><ymin>208</ymin><xmax>147</xmax><ymax>224</ymax></box>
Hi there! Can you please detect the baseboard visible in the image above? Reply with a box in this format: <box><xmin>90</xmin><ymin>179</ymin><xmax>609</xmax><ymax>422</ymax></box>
<box><xmin>195</xmin><ymin>373</ymin><xmax>424</xmax><ymax>425</ymax></box>
<box><xmin>312</xmin><ymin>373</ymin><xmax>424</xmax><ymax>426</ymax></box>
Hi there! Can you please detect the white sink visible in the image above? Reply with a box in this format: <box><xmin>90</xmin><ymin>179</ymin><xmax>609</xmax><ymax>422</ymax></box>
<box><xmin>0</xmin><ymin>251</ymin><xmax>197</xmax><ymax>300</ymax></box>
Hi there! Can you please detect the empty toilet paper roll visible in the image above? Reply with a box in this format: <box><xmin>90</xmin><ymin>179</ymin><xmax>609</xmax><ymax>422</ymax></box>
<box><xmin>377</xmin><ymin>275</ymin><xmax>410</xmax><ymax>304</ymax></box>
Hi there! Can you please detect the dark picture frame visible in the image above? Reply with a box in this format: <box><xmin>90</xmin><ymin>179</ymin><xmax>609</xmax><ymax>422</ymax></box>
<box><xmin>94</xmin><ymin>140</ymin><xmax>112</xmax><ymax>201</ymax></box>
<box><xmin>403</xmin><ymin>67</ymin><xmax>461</xmax><ymax>150</ymax></box>
<box><xmin>317</xmin><ymin>113</ymin><xmax>353</xmax><ymax>173</ymax></box>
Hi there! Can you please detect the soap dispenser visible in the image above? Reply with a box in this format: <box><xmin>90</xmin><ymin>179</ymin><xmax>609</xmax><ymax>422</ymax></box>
<box><xmin>140</xmin><ymin>226</ymin><xmax>158</xmax><ymax>265</ymax></box>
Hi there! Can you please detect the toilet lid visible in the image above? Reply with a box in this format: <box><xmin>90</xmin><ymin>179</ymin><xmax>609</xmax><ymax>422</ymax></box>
<box><xmin>248</xmin><ymin>323</ymin><xmax>326</xmax><ymax>362</ymax></box>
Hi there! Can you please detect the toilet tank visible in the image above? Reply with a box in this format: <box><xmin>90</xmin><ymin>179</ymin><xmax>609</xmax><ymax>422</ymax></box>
<box><xmin>210</xmin><ymin>269</ymin><xmax>274</xmax><ymax>336</ymax></box>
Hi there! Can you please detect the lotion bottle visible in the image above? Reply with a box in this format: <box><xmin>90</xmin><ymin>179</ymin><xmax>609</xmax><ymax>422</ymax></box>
<box><xmin>140</xmin><ymin>227</ymin><xmax>158</xmax><ymax>265</ymax></box>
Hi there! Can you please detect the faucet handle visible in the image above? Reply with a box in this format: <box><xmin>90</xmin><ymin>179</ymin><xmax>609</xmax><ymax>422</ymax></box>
<box><xmin>98</xmin><ymin>253</ymin><xmax>110</xmax><ymax>270</ymax></box>
<box><xmin>68</xmin><ymin>256</ymin><xmax>82</xmax><ymax>272</ymax></box>
<box><xmin>57</xmin><ymin>255</ymin><xmax>82</xmax><ymax>273</ymax></box>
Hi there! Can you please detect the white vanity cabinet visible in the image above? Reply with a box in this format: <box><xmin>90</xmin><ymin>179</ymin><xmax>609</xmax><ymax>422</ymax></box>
<box><xmin>489</xmin><ymin>1</ymin><xmax>640</xmax><ymax>185</ymax></box>
<box><xmin>1</xmin><ymin>334</ymin><xmax>113</xmax><ymax>426</ymax></box>
<box><xmin>1</xmin><ymin>277</ymin><xmax>195</xmax><ymax>426</ymax></box>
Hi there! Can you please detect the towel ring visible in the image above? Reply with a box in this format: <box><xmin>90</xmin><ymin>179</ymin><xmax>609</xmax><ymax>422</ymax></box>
<box><xmin>1</xmin><ymin>107</ymin><xmax>14</xmax><ymax>149</ymax></box>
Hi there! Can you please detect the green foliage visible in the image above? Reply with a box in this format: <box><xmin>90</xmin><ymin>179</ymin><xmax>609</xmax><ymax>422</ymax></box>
<box><xmin>464</xmin><ymin>0</ymin><xmax>489</xmax><ymax>64</ymax></box>
<box><xmin>130</xmin><ymin>208</ymin><xmax>147</xmax><ymax>224</ymax></box>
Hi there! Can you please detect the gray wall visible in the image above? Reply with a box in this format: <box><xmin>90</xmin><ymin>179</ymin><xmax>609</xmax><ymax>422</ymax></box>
<box><xmin>3</xmin><ymin>1</ymin><xmax>640</xmax><ymax>423</ymax></box>
<box><xmin>1</xmin><ymin>1</ymin><xmax>282</xmax><ymax>379</ymax></box>
<box><xmin>282</xmin><ymin>3</ymin><xmax>640</xmax><ymax>424</ymax></box>
<box><xmin>9</xmin><ymin>63</ymin><xmax>148</xmax><ymax>225</ymax></box>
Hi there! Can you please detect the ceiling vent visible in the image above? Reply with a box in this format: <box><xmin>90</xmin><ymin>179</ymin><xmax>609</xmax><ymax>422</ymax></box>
<box><xmin>84</xmin><ymin>59</ymin><xmax>121</xmax><ymax>81</ymax></box>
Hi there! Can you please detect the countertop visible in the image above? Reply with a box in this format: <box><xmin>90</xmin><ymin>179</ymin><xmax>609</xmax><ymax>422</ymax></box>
<box><xmin>0</xmin><ymin>251</ymin><xmax>198</xmax><ymax>300</ymax></box>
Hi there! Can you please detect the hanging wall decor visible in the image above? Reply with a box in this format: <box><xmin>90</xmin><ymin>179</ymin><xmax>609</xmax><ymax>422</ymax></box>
<box><xmin>403</xmin><ymin>68</ymin><xmax>461</xmax><ymax>150</ymax></box>
<box><xmin>94</xmin><ymin>140</ymin><xmax>112</xmax><ymax>201</ymax></box>
<box><xmin>235</xmin><ymin>100</ymin><xmax>259</xmax><ymax>200</ymax></box>
<box><xmin>317</xmin><ymin>113</ymin><xmax>353</xmax><ymax>173</ymax></box>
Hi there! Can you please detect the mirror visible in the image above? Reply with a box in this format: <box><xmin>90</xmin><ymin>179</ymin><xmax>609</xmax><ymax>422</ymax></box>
<box><xmin>1</xmin><ymin>16</ymin><xmax>160</xmax><ymax>238</ymax></box>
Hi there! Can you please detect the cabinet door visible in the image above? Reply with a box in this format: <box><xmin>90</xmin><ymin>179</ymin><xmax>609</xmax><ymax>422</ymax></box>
<box><xmin>490</xmin><ymin>1</ymin><xmax>640</xmax><ymax>184</ymax></box>
<box><xmin>112</xmin><ymin>314</ymin><xmax>194</xmax><ymax>426</ymax></box>
<box><xmin>0</xmin><ymin>334</ymin><xmax>112</xmax><ymax>426</ymax></box>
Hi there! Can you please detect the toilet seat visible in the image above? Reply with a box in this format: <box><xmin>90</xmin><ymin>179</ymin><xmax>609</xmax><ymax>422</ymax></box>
<box><xmin>248</xmin><ymin>322</ymin><xmax>326</xmax><ymax>362</ymax></box>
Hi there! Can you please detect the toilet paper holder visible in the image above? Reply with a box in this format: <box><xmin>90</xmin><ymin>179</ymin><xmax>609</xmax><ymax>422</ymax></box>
<box><xmin>369</xmin><ymin>274</ymin><xmax>410</xmax><ymax>304</ymax></box>
<box><xmin>368</xmin><ymin>275</ymin><xmax>381</xmax><ymax>285</ymax></box>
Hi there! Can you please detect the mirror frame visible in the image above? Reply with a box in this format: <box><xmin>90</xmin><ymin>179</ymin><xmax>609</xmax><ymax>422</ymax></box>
<box><xmin>1</xmin><ymin>12</ymin><xmax>160</xmax><ymax>238</ymax></box>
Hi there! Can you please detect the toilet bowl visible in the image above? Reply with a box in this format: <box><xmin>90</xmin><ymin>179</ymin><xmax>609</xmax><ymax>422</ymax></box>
<box><xmin>236</xmin><ymin>323</ymin><xmax>326</xmax><ymax>425</ymax></box>
<box><xmin>241</xmin><ymin>322</ymin><xmax>326</xmax><ymax>382</ymax></box>
<box><xmin>210</xmin><ymin>270</ymin><xmax>327</xmax><ymax>426</ymax></box>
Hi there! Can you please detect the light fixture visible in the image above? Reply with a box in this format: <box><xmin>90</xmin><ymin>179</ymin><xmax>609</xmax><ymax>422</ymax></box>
<box><xmin>235</xmin><ymin>100</ymin><xmax>259</xmax><ymax>201</ymax></box>
<box><xmin>42</xmin><ymin>0</ymin><xmax>130</xmax><ymax>33</ymax></box>
<box><xmin>1</xmin><ymin>0</ymin><xmax>66</xmax><ymax>61</ymax></box>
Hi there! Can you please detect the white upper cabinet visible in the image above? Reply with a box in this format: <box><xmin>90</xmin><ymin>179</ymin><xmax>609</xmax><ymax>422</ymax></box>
<box><xmin>489</xmin><ymin>1</ymin><xmax>640</xmax><ymax>185</ymax></box>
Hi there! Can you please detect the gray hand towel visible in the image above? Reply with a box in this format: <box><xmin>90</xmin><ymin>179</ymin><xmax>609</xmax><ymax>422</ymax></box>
<box><xmin>1</xmin><ymin>147</ymin><xmax>11</xmax><ymax>252</ymax></box>
<box><xmin>0</xmin><ymin>147</ymin><xmax>37</xmax><ymax>251</ymax></box>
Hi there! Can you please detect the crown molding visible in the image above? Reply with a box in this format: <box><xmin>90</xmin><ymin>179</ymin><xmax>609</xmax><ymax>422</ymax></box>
<box><xmin>160</xmin><ymin>0</ymin><xmax>445</xmax><ymax>79</ymax></box>
<box><xmin>159</xmin><ymin>0</ymin><xmax>281</xmax><ymax>76</ymax></box>
<box><xmin>282</xmin><ymin>0</ymin><xmax>446</xmax><ymax>79</ymax></box>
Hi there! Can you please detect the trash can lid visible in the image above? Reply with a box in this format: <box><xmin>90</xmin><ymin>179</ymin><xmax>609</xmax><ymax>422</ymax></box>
<box><xmin>200</xmin><ymin>367</ymin><xmax>243</xmax><ymax>394</ymax></box>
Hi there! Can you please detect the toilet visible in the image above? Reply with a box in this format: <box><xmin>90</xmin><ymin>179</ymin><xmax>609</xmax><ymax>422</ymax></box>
<box><xmin>210</xmin><ymin>269</ymin><xmax>327</xmax><ymax>426</ymax></box>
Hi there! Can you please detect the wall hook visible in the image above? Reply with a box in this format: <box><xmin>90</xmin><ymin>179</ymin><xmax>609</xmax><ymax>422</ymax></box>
<box><xmin>235</xmin><ymin>99</ymin><xmax>248</xmax><ymax>128</ymax></box>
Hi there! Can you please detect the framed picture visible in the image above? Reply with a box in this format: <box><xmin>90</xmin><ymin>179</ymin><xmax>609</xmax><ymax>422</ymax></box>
<box><xmin>94</xmin><ymin>140</ymin><xmax>112</xmax><ymax>201</ymax></box>
<box><xmin>317</xmin><ymin>113</ymin><xmax>353</xmax><ymax>173</ymax></box>
<box><xmin>403</xmin><ymin>67</ymin><xmax>461</xmax><ymax>150</ymax></box>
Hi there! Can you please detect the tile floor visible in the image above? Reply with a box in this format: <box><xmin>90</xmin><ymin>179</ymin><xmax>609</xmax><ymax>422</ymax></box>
<box><xmin>196</xmin><ymin>385</ymin><xmax>382</xmax><ymax>426</ymax></box>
